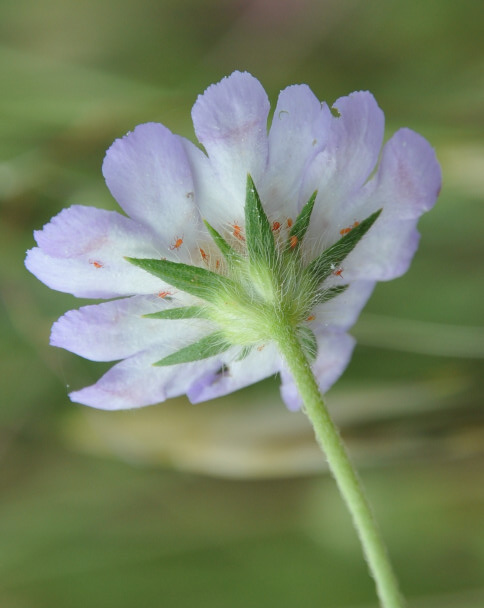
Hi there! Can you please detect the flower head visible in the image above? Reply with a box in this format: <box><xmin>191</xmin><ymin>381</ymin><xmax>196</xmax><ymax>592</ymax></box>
<box><xmin>25</xmin><ymin>71</ymin><xmax>441</xmax><ymax>410</ymax></box>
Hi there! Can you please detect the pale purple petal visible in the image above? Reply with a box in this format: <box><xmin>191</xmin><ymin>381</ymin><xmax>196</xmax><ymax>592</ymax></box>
<box><xmin>103</xmin><ymin>123</ymin><xmax>202</xmax><ymax>261</ymax></box>
<box><xmin>280</xmin><ymin>330</ymin><xmax>356</xmax><ymax>411</ymax></box>
<box><xmin>337</xmin><ymin>129</ymin><xmax>441</xmax><ymax>281</ymax></box>
<box><xmin>372</xmin><ymin>128</ymin><xmax>442</xmax><ymax>219</ymax></box>
<box><xmin>51</xmin><ymin>295</ymin><xmax>212</xmax><ymax>361</ymax></box>
<box><xmin>314</xmin><ymin>280</ymin><xmax>376</xmax><ymax>330</ymax></box>
<box><xmin>342</xmin><ymin>217</ymin><xmax>421</xmax><ymax>281</ymax></box>
<box><xmin>188</xmin><ymin>343</ymin><xmax>281</xmax><ymax>403</ymax></box>
<box><xmin>304</xmin><ymin>92</ymin><xmax>385</xmax><ymax>241</ymax></box>
<box><xmin>191</xmin><ymin>71</ymin><xmax>270</xmax><ymax>218</ymax></box>
<box><xmin>25</xmin><ymin>205</ymin><xmax>167</xmax><ymax>298</ymax></box>
<box><xmin>70</xmin><ymin>347</ymin><xmax>224</xmax><ymax>410</ymax></box>
<box><xmin>181</xmin><ymin>139</ymin><xmax>235</xmax><ymax>228</ymax></box>
<box><xmin>261</xmin><ymin>84</ymin><xmax>332</xmax><ymax>218</ymax></box>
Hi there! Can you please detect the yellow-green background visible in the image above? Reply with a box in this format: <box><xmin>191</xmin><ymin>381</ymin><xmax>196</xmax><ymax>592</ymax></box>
<box><xmin>1</xmin><ymin>1</ymin><xmax>483</xmax><ymax>606</ymax></box>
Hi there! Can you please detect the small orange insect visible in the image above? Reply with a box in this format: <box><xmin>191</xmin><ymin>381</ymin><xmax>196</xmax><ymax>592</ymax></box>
<box><xmin>287</xmin><ymin>218</ymin><xmax>293</xmax><ymax>228</ymax></box>
<box><xmin>339</xmin><ymin>220</ymin><xmax>360</xmax><ymax>236</ymax></box>
<box><xmin>157</xmin><ymin>291</ymin><xmax>172</xmax><ymax>299</ymax></box>
<box><xmin>215</xmin><ymin>259</ymin><xmax>221</xmax><ymax>270</ymax></box>
<box><xmin>307</xmin><ymin>315</ymin><xmax>315</xmax><ymax>321</ymax></box>
<box><xmin>232</xmin><ymin>223</ymin><xmax>245</xmax><ymax>241</ymax></box>
<box><xmin>90</xmin><ymin>260</ymin><xmax>103</xmax><ymax>269</ymax></box>
<box><xmin>289</xmin><ymin>235</ymin><xmax>298</xmax><ymax>249</ymax></box>
<box><xmin>272</xmin><ymin>221</ymin><xmax>281</xmax><ymax>232</ymax></box>
<box><xmin>332</xmin><ymin>265</ymin><xmax>344</xmax><ymax>277</ymax></box>
<box><xmin>199</xmin><ymin>248</ymin><xmax>209</xmax><ymax>262</ymax></box>
<box><xmin>170</xmin><ymin>236</ymin><xmax>184</xmax><ymax>250</ymax></box>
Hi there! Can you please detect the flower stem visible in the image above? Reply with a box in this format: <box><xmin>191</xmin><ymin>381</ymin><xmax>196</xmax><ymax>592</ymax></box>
<box><xmin>275</xmin><ymin>324</ymin><xmax>405</xmax><ymax>608</ymax></box>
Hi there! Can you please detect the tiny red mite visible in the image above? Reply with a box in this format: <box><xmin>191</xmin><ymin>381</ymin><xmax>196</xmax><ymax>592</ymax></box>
<box><xmin>199</xmin><ymin>248</ymin><xmax>209</xmax><ymax>261</ymax></box>
<box><xmin>170</xmin><ymin>236</ymin><xmax>183</xmax><ymax>250</ymax></box>
<box><xmin>232</xmin><ymin>224</ymin><xmax>245</xmax><ymax>241</ymax></box>
<box><xmin>339</xmin><ymin>220</ymin><xmax>360</xmax><ymax>236</ymax></box>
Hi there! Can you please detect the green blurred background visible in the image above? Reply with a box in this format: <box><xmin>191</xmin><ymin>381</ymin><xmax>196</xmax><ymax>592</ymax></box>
<box><xmin>1</xmin><ymin>0</ymin><xmax>483</xmax><ymax>606</ymax></box>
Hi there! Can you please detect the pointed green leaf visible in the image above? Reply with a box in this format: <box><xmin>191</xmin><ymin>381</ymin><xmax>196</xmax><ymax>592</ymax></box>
<box><xmin>305</xmin><ymin>209</ymin><xmax>382</xmax><ymax>285</ymax></box>
<box><xmin>203</xmin><ymin>219</ymin><xmax>244</xmax><ymax>266</ymax></box>
<box><xmin>288</xmin><ymin>190</ymin><xmax>317</xmax><ymax>249</ymax></box>
<box><xmin>143</xmin><ymin>306</ymin><xmax>206</xmax><ymax>320</ymax></box>
<box><xmin>297</xmin><ymin>326</ymin><xmax>318</xmax><ymax>362</ymax></box>
<box><xmin>313</xmin><ymin>284</ymin><xmax>349</xmax><ymax>306</ymax></box>
<box><xmin>126</xmin><ymin>257</ymin><xmax>234</xmax><ymax>303</ymax></box>
<box><xmin>154</xmin><ymin>332</ymin><xmax>231</xmax><ymax>366</ymax></box>
<box><xmin>244</xmin><ymin>174</ymin><xmax>277</xmax><ymax>267</ymax></box>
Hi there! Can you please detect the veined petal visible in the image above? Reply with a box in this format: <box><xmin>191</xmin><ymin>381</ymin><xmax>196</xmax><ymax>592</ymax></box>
<box><xmin>102</xmin><ymin>123</ymin><xmax>202</xmax><ymax>260</ymax></box>
<box><xmin>51</xmin><ymin>295</ymin><xmax>212</xmax><ymax>362</ymax></box>
<box><xmin>25</xmin><ymin>205</ymin><xmax>167</xmax><ymax>298</ymax></box>
<box><xmin>372</xmin><ymin>128</ymin><xmax>442</xmax><ymax>219</ymax></box>
<box><xmin>70</xmin><ymin>347</ymin><xmax>224</xmax><ymax>410</ymax></box>
<box><xmin>304</xmin><ymin>92</ymin><xmax>384</xmax><ymax>242</ymax></box>
<box><xmin>280</xmin><ymin>330</ymin><xmax>355</xmax><ymax>411</ymax></box>
<box><xmin>261</xmin><ymin>84</ymin><xmax>331</xmax><ymax>218</ymax></box>
<box><xmin>187</xmin><ymin>343</ymin><xmax>281</xmax><ymax>403</ymax></box>
<box><xmin>337</xmin><ymin>129</ymin><xmax>441</xmax><ymax>281</ymax></box>
<box><xmin>191</xmin><ymin>71</ymin><xmax>270</xmax><ymax>218</ymax></box>
<box><xmin>181</xmin><ymin>138</ymin><xmax>236</xmax><ymax>227</ymax></box>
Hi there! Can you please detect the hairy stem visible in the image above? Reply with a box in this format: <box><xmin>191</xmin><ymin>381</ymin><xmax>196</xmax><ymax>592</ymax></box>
<box><xmin>275</xmin><ymin>323</ymin><xmax>405</xmax><ymax>608</ymax></box>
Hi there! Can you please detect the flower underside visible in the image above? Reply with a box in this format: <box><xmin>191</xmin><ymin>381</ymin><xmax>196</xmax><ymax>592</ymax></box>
<box><xmin>128</xmin><ymin>175</ymin><xmax>381</xmax><ymax>367</ymax></box>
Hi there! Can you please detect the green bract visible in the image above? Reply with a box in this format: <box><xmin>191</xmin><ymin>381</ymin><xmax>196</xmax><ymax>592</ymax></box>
<box><xmin>127</xmin><ymin>175</ymin><xmax>381</xmax><ymax>366</ymax></box>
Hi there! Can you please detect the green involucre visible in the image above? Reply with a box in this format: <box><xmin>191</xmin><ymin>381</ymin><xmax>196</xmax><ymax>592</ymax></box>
<box><xmin>128</xmin><ymin>181</ymin><xmax>379</xmax><ymax>366</ymax></box>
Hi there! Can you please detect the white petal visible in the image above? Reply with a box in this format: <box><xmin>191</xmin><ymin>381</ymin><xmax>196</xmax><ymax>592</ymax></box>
<box><xmin>51</xmin><ymin>295</ymin><xmax>212</xmax><ymax>361</ymax></box>
<box><xmin>102</xmin><ymin>123</ymin><xmax>202</xmax><ymax>259</ymax></box>
<box><xmin>261</xmin><ymin>84</ymin><xmax>332</xmax><ymax>219</ymax></box>
<box><xmin>191</xmin><ymin>71</ymin><xmax>270</xmax><ymax>219</ymax></box>
<box><xmin>313</xmin><ymin>280</ymin><xmax>376</xmax><ymax>330</ymax></box>
<box><xmin>25</xmin><ymin>205</ymin><xmax>168</xmax><ymax>298</ymax></box>
<box><xmin>304</xmin><ymin>92</ymin><xmax>385</xmax><ymax>242</ymax></box>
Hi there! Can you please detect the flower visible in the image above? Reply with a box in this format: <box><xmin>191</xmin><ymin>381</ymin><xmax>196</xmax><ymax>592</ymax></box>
<box><xmin>25</xmin><ymin>71</ymin><xmax>441</xmax><ymax>411</ymax></box>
